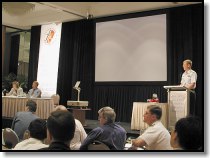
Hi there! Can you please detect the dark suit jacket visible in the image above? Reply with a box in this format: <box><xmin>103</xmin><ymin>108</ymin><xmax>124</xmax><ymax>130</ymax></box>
<box><xmin>11</xmin><ymin>111</ymin><xmax>39</xmax><ymax>140</ymax></box>
<box><xmin>39</xmin><ymin>141</ymin><xmax>70</xmax><ymax>150</ymax></box>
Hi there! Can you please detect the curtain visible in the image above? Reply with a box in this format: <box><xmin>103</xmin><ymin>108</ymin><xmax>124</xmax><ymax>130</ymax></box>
<box><xmin>168</xmin><ymin>4</ymin><xmax>203</xmax><ymax>117</ymax></box>
<box><xmin>93</xmin><ymin>85</ymin><xmax>167</xmax><ymax>122</ymax></box>
<box><xmin>2</xmin><ymin>26</ymin><xmax>6</xmax><ymax>72</ymax></box>
<box><xmin>57</xmin><ymin>20</ymin><xmax>95</xmax><ymax>108</ymax></box>
<box><xmin>27</xmin><ymin>26</ymin><xmax>41</xmax><ymax>91</ymax></box>
<box><xmin>9</xmin><ymin>34</ymin><xmax>20</xmax><ymax>75</ymax></box>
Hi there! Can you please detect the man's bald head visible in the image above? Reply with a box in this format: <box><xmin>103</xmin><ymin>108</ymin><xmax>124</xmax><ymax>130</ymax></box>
<box><xmin>54</xmin><ymin>105</ymin><xmax>68</xmax><ymax>111</ymax></box>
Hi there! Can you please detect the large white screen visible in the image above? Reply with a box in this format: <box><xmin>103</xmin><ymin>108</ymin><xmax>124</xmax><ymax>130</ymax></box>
<box><xmin>95</xmin><ymin>14</ymin><xmax>167</xmax><ymax>82</ymax></box>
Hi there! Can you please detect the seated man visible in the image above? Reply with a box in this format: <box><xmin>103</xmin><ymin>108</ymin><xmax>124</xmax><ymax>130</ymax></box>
<box><xmin>39</xmin><ymin>110</ymin><xmax>75</xmax><ymax>150</ymax></box>
<box><xmin>53</xmin><ymin>105</ymin><xmax>87</xmax><ymax>150</ymax></box>
<box><xmin>80</xmin><ymin>106</ymin><xmax>127</xmax><ymax>150</ymax></box>
<box><xmin>170</xmin><ymin>115</ymin><xmax>202</xmax><ymax>150</ymax></box>
<box><xmin>131</xmin><ymin>105</ymin><xmax>172</xmax><ymax>150</ymax></box>
<box><xmin>13</xmin><ymin>118</ymin><xmax>48</xmax><ymax>150</ymax></box>
<box><xmin>11</xmin><ymin>100</ymin><xmax>39</xmax><ymax>140</ymax></box>
<box><xmin>28</xmin><ymin>81</ymin><xmax>41</xmax><ymax>98</ymax></box>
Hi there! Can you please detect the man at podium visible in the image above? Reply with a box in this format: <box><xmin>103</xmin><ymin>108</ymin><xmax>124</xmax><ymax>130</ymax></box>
<box><xmin>180</xmin><ymin>59</ymin><xmax>197</xmax><ymax>115</ymax></box>
<box><xmin>180</xmin><ymin>59</ymin><xmax>197</xmax><ymax>90</ymax></box>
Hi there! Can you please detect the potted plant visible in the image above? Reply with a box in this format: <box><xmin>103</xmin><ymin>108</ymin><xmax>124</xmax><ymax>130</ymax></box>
<box><xmin>2</xmin><ymin>72</ymin><xmax>28</xmax><ymax>93</ymax></box>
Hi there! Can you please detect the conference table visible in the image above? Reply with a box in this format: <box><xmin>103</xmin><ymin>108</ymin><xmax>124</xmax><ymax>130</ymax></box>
<box><xmin>131</xmin><ymin>102</ymin><xmax>168</xmax><ymax>130</ymax></box>
<box><xmin>2</xmin><ymin>96</ymin><xmax>55</xmax><ymax>119</ymax></box>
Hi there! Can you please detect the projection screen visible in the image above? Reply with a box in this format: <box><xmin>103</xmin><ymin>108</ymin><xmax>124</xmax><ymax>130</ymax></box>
<box><xmin>95</xmin><ymin>14</ymin><xmax>167</xmax><ymax>82</ymax></box>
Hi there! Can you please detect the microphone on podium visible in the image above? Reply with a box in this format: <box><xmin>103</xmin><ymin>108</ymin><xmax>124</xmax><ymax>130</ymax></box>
<box><xmin>73</xmin><ymin>81</ymin><xmax>81</xmax><ymax>101</ymax></box>
<box><xmin>73</xmin><ymin>81</ymin><xmax>81</xmax><ymax>90</ymax></box>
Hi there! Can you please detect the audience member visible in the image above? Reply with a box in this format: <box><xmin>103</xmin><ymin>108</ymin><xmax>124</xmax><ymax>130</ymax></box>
<box><xmin>54</xmin><ymin>105</ymin><xmax>87</xmax><ymax>150</ymax></box>
<box><xmin>13</xmin><ymin>118</ymin><xmax>48</xmax><ymax>150</ymax></box>
<box><xmin>71</xmin><ymin>119</ymin><xmax>87</xmax><ymax>150</ymax></box>
<box><xmin>28</xmin><ymin>81</ymin><xmax>41</xmax><ymax>98</ymax></box>
<box><xmin>39</xmin><ymin>110</ymin><xmax>75</xmax><ymax>150</ymax></box>
<box><xmin>131</xmin><ymin>105</ymin><xmax>172</xmax><ymax>150</ymax></box>
<box><xmin>170</xmin><ymin>115</ymin><xmax>202</xmax><ymax>150</ymax></box>
<box><xmin>8</xmin><ymin>81</ymin><xmax>23</xmax><ymax>96</ymax></box>
<box><xmin>80</xmin><ymin>106</ymin><xmax>127</xmax><ymax>150</ymax></box>
<box><xmin>11</xmin><ymin>100</ymin><xmax>39</xmax><ymax>140</ymax></box>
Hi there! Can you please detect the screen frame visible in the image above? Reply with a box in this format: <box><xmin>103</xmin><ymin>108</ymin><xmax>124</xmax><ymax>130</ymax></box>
<box><xmin>94</xmin><ymin>8</ymin><xmax>170</xmax><ymax>85</ymax></box>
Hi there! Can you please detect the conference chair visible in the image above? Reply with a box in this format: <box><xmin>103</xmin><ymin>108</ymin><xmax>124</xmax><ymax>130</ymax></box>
<box><xmin>87</xmin><ymin>140</ymin><xmax>110</xmax><ymax>150</ymax></box>
<box><xmin>22</xmin><ymin>130</ymin><xmax>30</xmax><ymax>140</ymax></box>
<box><xmin>51</xmin><ymin>94</ymin><xmax>60</xmax><ymax>107</ymax></box>
<box><xmin>2</xmin><ymin>128</ymin><xmax>19</xmax><ymax>149</ymax></box>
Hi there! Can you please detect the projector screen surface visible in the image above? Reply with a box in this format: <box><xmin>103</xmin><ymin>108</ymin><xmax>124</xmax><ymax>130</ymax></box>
<box><xmin>95</xmin><ymin>14</ymin><xmax>167</xmax><ymax>82</ymax></box>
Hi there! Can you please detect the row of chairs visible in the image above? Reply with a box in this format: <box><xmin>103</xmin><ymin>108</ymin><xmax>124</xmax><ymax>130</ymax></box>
<box><xmin>2</xmin><ymin>128</ymin><xmax>19</xmax><ymax>149</ymax></box>
<box><xmin>51</xmin><ymin>94</ymin><xmax>60</xmax><ymax>107</ymax></box>
<box><xmin>2</xmin><ymin>128</ymin><xmax>110</xmax><ymax>150</ymax></box>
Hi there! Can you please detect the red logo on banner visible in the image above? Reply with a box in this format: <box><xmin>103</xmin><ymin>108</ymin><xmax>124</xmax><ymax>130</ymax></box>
<box><xmin>45</xmin><ymin>28</ymin><xmax>56</xmax><ymax>44</ymax></box>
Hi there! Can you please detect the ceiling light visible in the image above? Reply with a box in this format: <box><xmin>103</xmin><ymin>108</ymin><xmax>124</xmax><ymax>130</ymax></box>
<box><xmin>2</xmin><ymin>2</ymin><xmax>35</xmax><ymax>16</ymax></box>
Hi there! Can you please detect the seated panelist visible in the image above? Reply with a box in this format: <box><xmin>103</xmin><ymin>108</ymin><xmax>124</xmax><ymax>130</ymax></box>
<box><xmin>8</xmin><ymin>81</ymin><xmax>23</xmax><ymax>96</ymax></box>
<box><xmin>28</xmin><ymin>81</ymin><xmax>42</xmax><ymax>98</ymax></box>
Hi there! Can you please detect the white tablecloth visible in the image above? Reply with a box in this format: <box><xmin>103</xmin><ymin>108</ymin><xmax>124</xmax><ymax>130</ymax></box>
<box><xmin>2</xmin><ymin>96</ymin><xmax>55</xmax><ymax>119</ymax></box>
<box><xmin>131</xmin><ymin>102</ymin><xmax>168</xmax><ymax>130</ymax></box>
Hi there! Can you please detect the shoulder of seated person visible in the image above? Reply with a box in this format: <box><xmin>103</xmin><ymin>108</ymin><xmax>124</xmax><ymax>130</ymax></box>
<box><xmin>38</xmin><ymin>147</ymin><xmax>49</xmax><ymax>150</ymax></box>
<box><xmin>75</xmin><ymin>119</ymin><xmax>82</xmax><ymax>125</ymax></box>
<box><xmin>16</xmin><ymin>111</ymin><xmax>23</xmax><ymax>114</ymax></box>
<box><xmin>18</xmin><ymin>111</ymin><xmax>30</xmax><ymax>114</ymax></box>
<box><xmin>92</xmin><ymin>127</ymin><xmax>103</xmax><ymax>132</ymax></box>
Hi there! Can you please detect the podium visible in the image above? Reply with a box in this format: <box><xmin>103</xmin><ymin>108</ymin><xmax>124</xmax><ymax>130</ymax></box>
<box><xmin>163</xmin><ymin>85</ymin><xmax>194</xmax><ymax>130</ymax></box>
<box><xmin>67</xmin><ymin>101</ymin><xmax>90</xmax><ymax>126</ymax></box>
<box><xmin>67</xmin><ymin>101</ymin><xmax>88</xmax><ymax>108</ymax></box>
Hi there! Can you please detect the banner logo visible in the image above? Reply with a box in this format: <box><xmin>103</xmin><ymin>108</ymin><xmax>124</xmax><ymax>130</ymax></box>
<box><xmin>44</xmin><ymin>28</ymin><xmax>56</xmax><ymax>44</ymax></box>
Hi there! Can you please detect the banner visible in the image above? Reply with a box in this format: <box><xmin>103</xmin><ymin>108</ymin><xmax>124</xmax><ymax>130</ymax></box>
<box><xmin>37</xmin><ymin>23</ymin><xmax>62</xmax><ymax>97</ymax></box>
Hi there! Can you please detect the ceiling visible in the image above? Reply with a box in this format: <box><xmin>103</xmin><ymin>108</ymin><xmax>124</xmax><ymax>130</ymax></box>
<box><xmin>2</xmin><ymin>2</ymin><xmax>201</xmax><ymax>30</ymax></box>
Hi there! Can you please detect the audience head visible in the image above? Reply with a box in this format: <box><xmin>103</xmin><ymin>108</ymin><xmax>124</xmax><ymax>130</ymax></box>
<box><xmin>47</xmin><ymin>110</ymin><xmax>75</xmax><ymax>143</ymax></box>
<box><xmin>170</xmin><ymin>115</ymin><xmax>202</xmax><ymax>150</ymax></box>
<box><xmin>28</xmin><ymin>119</ymin><xmax>47</xmax><ymax>140</ymax></box>
<box><xmin>98</xmin><ymin>106</ymin><xmax>116</xmax><ymax>125</ymax></box>
<box><xmin>25</xmin><ymin>100</ymin><xmax>37</xmax><ymax>112</ymax></box>
<box><xmin>12</xmin><ymin>81</ymin><xmax>20</xmax><ymax>90</ymax></box>
<box><xmin>143</xmin><ymin>105</ymin><xmax>162</xmax><ymax>125</ymax></box>
<box><xmin>183</xmin><ymin>59</ymin><xmax>192</xmax><ymax>71</ymax></box>
<box><xmin>32</xmin><ymin>81</ymin><xmax>39</xmax><ymax>89</ymax></box>
<box><xmin>54</xmin><ymin>105</ymin><xmax>68</xmax><ymax>111</ymax></box>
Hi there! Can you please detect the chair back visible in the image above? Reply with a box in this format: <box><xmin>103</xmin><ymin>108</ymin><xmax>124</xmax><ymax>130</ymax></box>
<box><xmin>2</xmin><ymin>128</ymin><xmax>19</xmax><ymax>149</ymax></box>
<box><xmin>22</xmin><ymin>130</ymin><xmax>30</xmax><ymax>140</ymax></box>
<box><xmin>2</xmin><ymin>129</ymin><xmax>5</xmax><ymax>145</ymax></box>
<box><xmin>88</xmin><ymin>140</ymin><xmax>110</xmax><ymax>150</ymax></box>
<box><xmin>51</xmin><ymin>94</ymin><xmax>60</xmax><ymax>106</ymax></box>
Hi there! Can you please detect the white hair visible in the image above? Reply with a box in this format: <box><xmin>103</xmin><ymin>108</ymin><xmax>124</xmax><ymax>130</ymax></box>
<box><xmin>183</xmin><ymin>59</ymin><xmax>192</xmax><ymax>67</ymax></box>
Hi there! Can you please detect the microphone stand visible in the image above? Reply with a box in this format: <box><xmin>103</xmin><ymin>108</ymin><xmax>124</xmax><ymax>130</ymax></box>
<box><xmin>73</xmin><ymin>87</ymin><xmax>81</xmax><ymax>102</ymax></box>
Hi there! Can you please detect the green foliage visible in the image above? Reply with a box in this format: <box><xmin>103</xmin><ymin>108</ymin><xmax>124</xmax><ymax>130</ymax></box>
<box><xmin>17</xmin><ymin>74</ymin><xmax>28</xmax><ymax>92</ymax></box>
<box><xmin>2</xmin><ymin>72</ymin><xmax>28</xmax><ymax>92</ymax></box>
<box><xmin>2</xmin><ymin>73</ymin><xmax>17</xmax><ymax>91</ymax></box>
